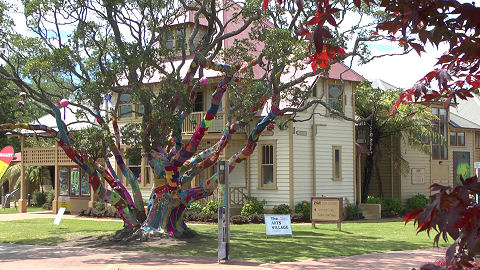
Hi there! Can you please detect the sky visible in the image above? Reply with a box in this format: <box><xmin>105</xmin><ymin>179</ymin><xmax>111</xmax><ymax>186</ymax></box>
<box><xmin>350</xmin><ymin>42</ymin><xmax>448</xmax><ymax>89</ymax></box>
<box><xmin>8</xmin><ymin>1</ymin><xmax>450</xmax><ymax>90</ymax></box>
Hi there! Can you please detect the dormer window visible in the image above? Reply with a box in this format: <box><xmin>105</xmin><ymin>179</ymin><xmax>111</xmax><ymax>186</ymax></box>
<box><xmin>176</xmin><ymin>28</ymin><xmax>186</xmax><ymax>51</ymax></box>
<box><xmin>162</xmin><ymin>27</ymin><xmax>186</xmax><ymax>51</ymax></box>
<box><xmin>165</xmin><ymin>29</ymin><xmax>174</xmax><ymax>50</ymax></box>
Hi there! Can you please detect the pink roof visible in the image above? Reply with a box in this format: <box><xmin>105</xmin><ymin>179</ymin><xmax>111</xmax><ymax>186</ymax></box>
<box><xmin>322</xmin><ymin>62</ymin><xmax>365</xmax><ymax>82</ymax></box>
<box><xmin>258</xmin><ymin>61</ymin><xmax>365</xmax><ymax>116</ymax></box>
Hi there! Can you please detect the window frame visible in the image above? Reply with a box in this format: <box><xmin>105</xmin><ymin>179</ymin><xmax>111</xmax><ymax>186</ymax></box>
<box><xmin>257</xmin><ymin>140</ymin><xmax>277</xmax><ymax>190</ymax></box>
<box><xmin>175</xmin><ymin>27</ymin><xmax>186</xmax><ymax>51</ymax></box>
<box><xmin>117</xmin><ymin>94</ymin><xmax>145</xmax><ymax>120</ymax></box>
<box><xmin>332</xmin><ymin>146</ymin><xmax>342</xmax><ymax>180</ymax></box>
<box><xmin>123</xmin><ymin>147</ymin><xmax>143</xmax><ymax>187</ymax></box>
<box><xmin>450</xmin><ymin>131</ymin><xmax>465</xmax><ymax>146</ymax></box>
<box><xmin>118</xmin><ymin>93</ymin><xmax>133</xmax><ymax>119</ymax></box>
<box><xmin>475</xmin><ymin>133</ymin><xmax>480</xmax><ymax>149</ymax></box>
<box><xmin>327</xmin><ymin>83</ymin><xmax>345</xmax><ymax>113</ymax></box>
<box><xmin>58</xmin><ymin>166</ymin><xmax>90</xmax><ymax>197</ymax></box>
<box><xmin>432</xmin><ymin>107</ymin><xmax>448</xmax><ymax>160</ymax></box>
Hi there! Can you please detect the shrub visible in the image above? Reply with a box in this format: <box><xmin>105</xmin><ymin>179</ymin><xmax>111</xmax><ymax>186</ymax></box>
<box><xmin>187</xmin><ymin>201</ymin><xmax>203</xmax><ymax>213</ymax></box>
<box><xmin>272</xmin><ymin>204</ymin><xmax>291</xmax><ymax>214</ymax></box>
<box><xmin>32</xmin><ymin>190</ymin><xmax>47</xmax><ymax>207</ymax></box>
<box><xmin>366</xmin><ymin>195</ymin><xmax>382</xmax><ymax>204</ymax></box>
<box><xmin>184</xmin><ymin>211</ymin><xmax>217</xmax><ymax>223</ymax></box>
<box><xmin>290</xmin><ymin>213</ymin><xmax>305</xmax><ymax>223</ymax></box>
<box><xmin>241</xmin><ymin>197</ymin><xmax>265</xmax><ymax>216</ymax></box>
<box><xmin>344</xmin><ymin>204</ymin><xmax>364</xmax><ymax>220</ymax></box>
<box><xmin>46</xmin><ymin>189</ymin><xmax>55</xmax><ymax>204</ymax></box>
<box><xmin>382</xmin><ymin>198</ymin><xmax>403</xmax><ymax>217</ymax></box>
<box><xmin>249</xmin><ymin>214</ymin><xmax>265</xmax><ymax>223</ymax></box>
<box><xmin>42</xmin><ymin>189</ymin><xmax>55</xmax><ymax>210</ymax></box>
<box><xmin>295</xmin><ymin>200</ymin><xmax>310</xmax><ymax>221</ymax></box>
<box><xmin>95</xmin><ymin>200</ymin><xmax>106</xmax><ymax>211</ymax></box>
<box><xmin>230</xmin><ymin>215</ymin><xmax>250</xmax><ymax>224</ymax></box>
<box><xmin>202</xmin><ymin>200</ymin><xmax>219</xmax><ymax>215</ymax></box>
<box><xmin>407</xmin><ymin>194</ymin><xmax>429</xmax><ymax>212</ymax></box>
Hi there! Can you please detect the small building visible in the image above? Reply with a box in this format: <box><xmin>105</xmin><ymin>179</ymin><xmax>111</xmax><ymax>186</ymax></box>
<box><xmin>362</xmin><ymin>90</ymin><xmax>480</xmax><ymax>204</ymax></box>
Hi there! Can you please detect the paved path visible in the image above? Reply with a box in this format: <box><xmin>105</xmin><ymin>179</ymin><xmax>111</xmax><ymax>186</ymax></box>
<box><xmin>0</xmin><ymin>211</ymin><xmax>445</xmax><ymax>269</ymax></box>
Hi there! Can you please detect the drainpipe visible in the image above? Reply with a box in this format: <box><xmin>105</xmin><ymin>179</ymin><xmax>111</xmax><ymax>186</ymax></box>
<box><xmin>312</xmin><ymin>104</ymin><xmax>318</xmax><ymax>197</ymax></box>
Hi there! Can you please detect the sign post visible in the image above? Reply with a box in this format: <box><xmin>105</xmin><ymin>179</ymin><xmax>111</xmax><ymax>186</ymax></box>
<box><xmin>217</xmin><ymin>160</ymin><xmax>230</xmax><ymax>262</ymax></box>
<box><xmin>311</xmin><ymin>197</ymin><xmax>343</xmax><ymax>231</ymax></box>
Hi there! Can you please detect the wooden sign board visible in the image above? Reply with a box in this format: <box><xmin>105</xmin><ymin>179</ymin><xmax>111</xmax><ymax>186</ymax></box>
<box><xmin>311</xmin><ymin>197</ymin><xmax>343</xmax><ymax>231</ymax></box>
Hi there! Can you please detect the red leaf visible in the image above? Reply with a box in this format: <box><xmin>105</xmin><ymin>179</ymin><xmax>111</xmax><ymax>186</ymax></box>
<box><xmin>424</xmin><ymin>70</ymin><xmax>438</xmax><ymax>82</ymax></box>
<box><xmin>423</xmin><ymin>93</ymin><xmax>438</xmax><ymax>101</ymax></box>
<box><xmin>263</xmin><ymin>0</ymin><xmax>269</xmax><ymax>13</ymax></box>
<box><xmin>311</xmin><ymin>58</ymin><xmax>318</xmax><ymax>72</ymax></box>
<box><xmin>410</xmin><ymin>42</ymin><xmax>425</xmax><ymax>56</ymax></box>
<box><xmin>326</xmin><ymin>14</ymin><xmax>337</xmax><ymax>27</ymax></box>
<box><xmin>437</xmin><ymin>54</ymin><xmax>455</xmax><ymax>65</ymax></box>
<box><xmin>313</xmin><ymin>26</ymin><xmax>325</xmax><ymax>54</ymax></box>
<box><xmin>306</xmin><ymin>12</ymin><xmax>322</xmax><ymax>26</ymax></box>
<box><xmin>404</xmin><ymin>209</ymin><xmax>423</xmax><ymax>224</ymax></box>
<box><xmin>353</xmin><ymin>0</ymin><xmax>361</xmax><ymax>8</ymax></box>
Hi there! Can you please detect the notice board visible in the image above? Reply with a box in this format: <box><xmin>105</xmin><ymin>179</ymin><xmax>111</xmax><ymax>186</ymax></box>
<box><xmin>310</xmin><ymin>197</ymin><xmax>343</xmax><ymax>230</ymax></box>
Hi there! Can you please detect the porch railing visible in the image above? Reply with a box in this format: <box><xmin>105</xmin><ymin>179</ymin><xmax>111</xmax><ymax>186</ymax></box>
<box><xmin>199</xmin><ymin>187</ymin><xmax>247</xmax><ymax>207</ymax></box>
<box><xmin>182</xmin><ymin>112</ymin><xmax>225</xmax><ymax>134</ymax></box>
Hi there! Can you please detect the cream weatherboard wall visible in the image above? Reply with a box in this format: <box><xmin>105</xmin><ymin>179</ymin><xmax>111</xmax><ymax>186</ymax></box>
<box><xmin>248</xmin><ymin>78</ymin><xmax>357</xmax><ymax>209</ymax></box>
<box><xmin>400</xmin><ymin>128</ymin><xmax>476</xmax><ymax>203</ymax></box>
<box><xmin>291</xmin><ymin>117</ymin><xmax>314</xmax><ymax>204</ymax></box>
<box><xmin>312</xmin><ymin>79</ymin><xmax>355</xmax><ymax>204</ymax></box>
<box><xmin>249</xmin><ymin>128</ymin><xmax>290</xmax><ymax>208</ymax></box>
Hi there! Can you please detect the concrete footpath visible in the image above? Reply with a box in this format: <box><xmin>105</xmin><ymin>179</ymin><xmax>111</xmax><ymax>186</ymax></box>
<box><xmin>0</xmin><ymin>211</ymin><xmax>445</xmax><ymax>270</ymax></box>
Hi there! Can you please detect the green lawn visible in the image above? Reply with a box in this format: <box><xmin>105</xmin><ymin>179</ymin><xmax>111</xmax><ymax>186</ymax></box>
<box><xmin>0</xmin><ymin>206</ymin><xmax>45</xmax><ymax>214</ymax></box>
<box><xmin>0</xmin><ymin>219</ymin><xmax>448</xmax><ymax>262</ymax></box>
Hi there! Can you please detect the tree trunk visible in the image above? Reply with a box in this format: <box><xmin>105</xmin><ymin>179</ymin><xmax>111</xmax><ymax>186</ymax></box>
<box><xmin>361</xmin><ymin>133</ymin><xmax>380</xmax><ymax>203</ymax></box>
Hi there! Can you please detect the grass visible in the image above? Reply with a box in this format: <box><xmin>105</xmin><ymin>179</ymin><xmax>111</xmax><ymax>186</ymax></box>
<box><xmin>144</xmin><ymin>221</ymin><xmax>450</xmax><ymax>262</ymax></box>
<box><xmin>0</xmin><ymin>218</ymin><xmax>122</xmax><ymax>245</ymax></box>
<box><xmin>0</xmin><ymin>219</ymin><xmax>449</xmax><ymax>262</ymax></box>
<box><xmin>0</xmin><ymin>206</ymin><xmax>45</xmax><ymax>214</ymax></box>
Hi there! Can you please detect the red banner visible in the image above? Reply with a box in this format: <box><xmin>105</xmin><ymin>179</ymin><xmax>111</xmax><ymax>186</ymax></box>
<box><xmin>0</xmin><ymin>145</ymin><xmax>15</xmax><ymax>180</ymax></box>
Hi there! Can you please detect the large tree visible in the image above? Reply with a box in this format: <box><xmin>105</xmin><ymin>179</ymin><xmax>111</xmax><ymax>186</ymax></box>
<box><xmin>355</xmin><ymin>80</ymin><xmax>442</xmax><ymax>202</ymax></box>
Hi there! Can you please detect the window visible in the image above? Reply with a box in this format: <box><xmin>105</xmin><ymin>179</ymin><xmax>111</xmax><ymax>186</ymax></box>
<box><xmin>118</xmin><ymin>94</ymin><xmax>133</xmax><ymax>119</ymax></box>
<box><xmin>58</xmin><ymin>166</ymin><xmax>90</xmax><ymax>197</ymax></box>
<box><xmin>137</xmin><ymin>104</ymin><xmax>144</xmax><ymax>117</ymax></box>
<box><xmin>328</xmin><ymin>84</ymin><xmax>344</xmax><ymax>113</ymax></box>
<box><xmin>258</xmin><ymin>141</ymin><xmax>276</xmax><ymax>189</ymax></box>
<box><xmin>476</xmin><ymin>133</ymin><xmax>480</xmax><ymax>149</ymax></box>
<box><xmin>193</xmin><ymin>91</ymin><xmax>203</xmax><ymax>112</ymax></box>
<box><xmin>432</xmin><ymin>108</ymin><xmax>448</xmax><ymax>160</ymax></box>
<box><xmin>332</xmin><ymin>146</ymin><xmax>342</xmax><ymax>180</ymax></box>
<box><xmin>176</xmin><ymin>28</ymin><xmax>186</xmax><ymax>51</ymax></box>
<box><xmin>125</xmin><ymin>148</ymin><xmax>142</xmax><ymax>185</ymax></box>
<box><xmin>164</xmin><ymin>29</ymin><xmax>174</xmax><ymax>50</ymax></box>
<box><xmin>450</xmin><ymin>132</ymin><xmax>465</xmax><ymax>146</ymax></box>
<box><xmin>162</xmin><ymin>27</ymin><xmax>186</xmax><ymax>51</ymax></box>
